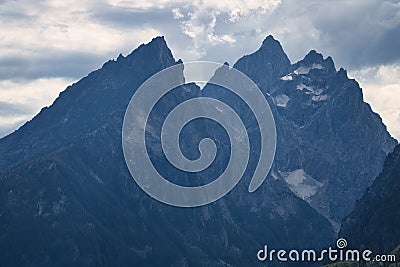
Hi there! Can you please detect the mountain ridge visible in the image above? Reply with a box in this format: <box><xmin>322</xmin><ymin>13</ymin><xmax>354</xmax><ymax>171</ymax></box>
<box><xmin>0</xmin><ymin>35</ymin><xmax>396</xmax><ymax>266</ymax></box>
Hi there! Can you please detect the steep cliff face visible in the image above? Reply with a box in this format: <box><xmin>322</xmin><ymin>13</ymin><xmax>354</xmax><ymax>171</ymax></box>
<box><xmin>340</xmin><ymin>144</ymin><xmax>400</xmax><ymax>253</ymax></box>
<box><xmin>0</xmin><ymin>35</ymin><xmax>395</xmax><ymax>266</ymax></box>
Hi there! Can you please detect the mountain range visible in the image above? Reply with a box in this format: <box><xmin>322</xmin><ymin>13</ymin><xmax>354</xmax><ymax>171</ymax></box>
<box><xmin>0</xmin><ymin>36</ymin><xmax>396</xmax><ymax>266</ymax></box>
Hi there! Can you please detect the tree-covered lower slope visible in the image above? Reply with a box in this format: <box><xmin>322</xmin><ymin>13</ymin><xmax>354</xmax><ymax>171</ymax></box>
<box><xmin>341</xmin><ymin>144</ymin><xmax>400</xmax><ymax>254</ymax></box>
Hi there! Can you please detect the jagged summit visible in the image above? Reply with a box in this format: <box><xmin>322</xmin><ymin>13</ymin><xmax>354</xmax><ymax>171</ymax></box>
<box><xmin>261</xmin><ymin>35</ymin><xmax>281</xmax><ymax>48</ymax></box>
<box><xmin>135</xmin><ymin>36</ymin><xmax>168</xmax><ymax>50</ymax></box>
<box><xmin>114</xmin><ymin>36</ymin><xmax>170</xmax><ymax>61</ymax></box>
<box><xmin>295</xmin><ymin>50</ymin><xmax>336</xmax><ymax>75</ymax></box>
<box><xmin>139</xmin><ymin>36</ymin><xmax>169</xmax><ymax>52</ymax></box>
<box><xmin>303</xmin><ymin>50</ymin><xmax>324</xmax><ymax>63</ymax></box>
<box><xmin>119</xmin><ymin>36</ymin><xmax>175</xmax><ymax>68</ymax></box>
<box><xmin>233</xmin><ymin>35</ymin><xmax>291</xmax><ymax>89</ymax></box>
<box><xmin>337</xmin><ymin>67</ymin><xmax>348</xmax><ymax>79</ymax></box>
<box><xmin>258</xmin><ymin>35</ymin><xmax>291</xmax><ymax>64</ymax></box>
<box><xmin>150</xmin><ymin>35</ymin><xmax>166</xmax><ymax>43</ymax></box>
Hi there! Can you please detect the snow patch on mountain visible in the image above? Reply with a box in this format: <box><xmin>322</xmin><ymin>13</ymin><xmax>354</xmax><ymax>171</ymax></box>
<box><xmin>294</xmin><ymin>64</ymin><xmax>324</xmax><ymax>75</ymax></box>
<box><xmin>311</xmin><ymin>63</ymin><xmax>323</xmax><ymax>70</ymax></box>
<box><xmin>274</xmin><ymin>94</ymin><xmax>290</xmax><ymax>107</ymax></box>
<box><xmin>281</xmin><ymin>169</ymin><xmax>323</xmax><ymax>202</ymax></box>
<box><xmin>280</xmin><ymin>74</ymin><xmax>293</xmax><ymax>81</ymax></box>
<box><xmin>312</xmin><ymin>95</ymin><xmax>328</xmax><ymax>101</ymax></box>
<box><xmin>296</xmin><ymin>83</ymin><xmax>314</xmax><ymax>92</ymax></box>
<box><xmin>297</xmin><ymin>83</ymin><xmax>327</xmax><ymax>100</ymax></box>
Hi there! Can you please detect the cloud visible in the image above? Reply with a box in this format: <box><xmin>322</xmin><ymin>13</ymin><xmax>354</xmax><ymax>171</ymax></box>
<box><xmin>306</xmin><ymin>0</ymin><xmax>400</xmax><ymax>69</ymax></box>
<box><xmin>86</xmin><ymin>1</ymin><xmax>274</xmax><ymax>60</ymax></box>
<box><xmin>170</xmin><ymin>0</ymin><xmax>281</xmax><ymax>58</ymax></box>
<box><xmin>87</xmin><ymin>2</ymin><xmax>193</xmax><ymax>60</ymax></box>
<box><xmin>0</xmin><ymin>0</ymin><xmax>163</xmax><ymax>137</ymax></box>
<box><xmin>2</xmin><ymin>0</ymin><xmax>399</xmax><ymax>73</ymax></box>
<box><xmin>88</xmin><ymin>0</ymin><xmax>282</xmax><ymax>60</ymax></box>
<box><xmin>168</xmin><ymin>0</ymin><xmax>400</xmax><ymax>70</ymax></box>
<box><xmin>0</xmin><ymin>0</ymin><xmax>162</xmax><ymax>80</ymax></box>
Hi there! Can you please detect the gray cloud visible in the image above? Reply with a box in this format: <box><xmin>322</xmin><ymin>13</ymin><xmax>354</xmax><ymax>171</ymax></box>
<box><xmin>90</xmin><ymin>4</ymin><xmax>175</xmax><ymax>27</ymax></box>
<box><xmin>307</xmin><ymin>0</ymin><xmax>400</xmax><ymax>69</ymax></box>
<box><xmin>0</xmin><ymin>51</ymin><xmax>106</xmax><ymax>80</ymax></box>
<box><xmin>0</xmin><ymin>9</ymin><xmax>36</xmax><ymax>21</ymax></box>
<box><xmin>88</xmin><ymin>3</ymin><xmax>195</xmax><ymax>60</ymax></box>
<box><xmin>3</xmin><ymin>0</ymin><xmax>398</xmax><ymax>80</ymax></box>
<box><xmin>155</xmin><ymin>0</ymin><xmax>400</xmax><ymax>70</ymax></box>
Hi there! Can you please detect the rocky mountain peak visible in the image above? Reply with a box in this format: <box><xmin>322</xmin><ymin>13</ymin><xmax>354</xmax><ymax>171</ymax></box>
<box><xmin>294</xmin><ymin>50</ymin><xmax>336</xmax><ymax>75</ymax></box>
<box><xmin>233</xmin><ymin>35</ymin><xmax>291</xmax><ymax>90</ymax></box>
<box><xmin>303</xmin><ymin>49</ymin><xmax>324</xmax><ymax>62</ymax></box>
<box><xmin>120</xmin><ymin>36</ymin><xmax>176</xmax><ymax>69</ymax></box>
<box><xmin>259</xmin><ymin>35</ymin><xmax>291</xmax><ymax>66</ymax></box>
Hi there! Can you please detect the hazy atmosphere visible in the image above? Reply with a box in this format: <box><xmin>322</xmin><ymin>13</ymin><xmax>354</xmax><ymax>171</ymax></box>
<box><xmin>1</xmin><ymin>0</ymin><xmax>399</xmax><ymax>139</ymax></box>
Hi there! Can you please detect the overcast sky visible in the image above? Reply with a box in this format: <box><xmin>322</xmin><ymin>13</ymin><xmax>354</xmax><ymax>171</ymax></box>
<box><xmin>0</xmin><ymin>0</ymin><xmax>399</xmax><ymax>140</ymax></box>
